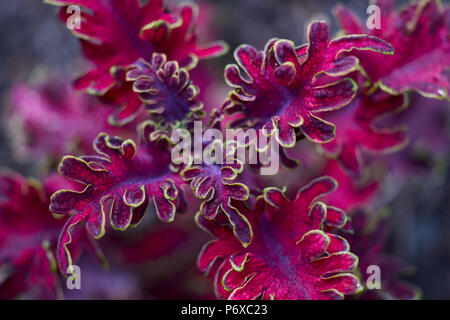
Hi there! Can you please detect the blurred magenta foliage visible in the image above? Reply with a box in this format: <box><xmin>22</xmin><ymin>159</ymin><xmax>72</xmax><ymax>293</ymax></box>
<box><xmin>0</xmin><ymin>0</ymin><xmax>449</xmax><ymax>299</ymax></box>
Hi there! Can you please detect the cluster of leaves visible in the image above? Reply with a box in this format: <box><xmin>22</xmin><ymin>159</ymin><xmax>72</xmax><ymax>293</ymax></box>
<box><xmin>1</xmin><ymin>0</ymin><xmax>448</xmax><ymax>299</ymax></box>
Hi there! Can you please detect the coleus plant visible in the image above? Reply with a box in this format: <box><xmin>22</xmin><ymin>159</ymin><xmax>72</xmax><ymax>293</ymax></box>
<box><xmin>6</xmin><ymin>78</ymin><xmax>114</xmax><ymax>162</ymax></box>
<box><xmin>46</xmin><ymin>0</ymin><xmax>227</xmax><ymax>125</ymax></box>
<box><xmin>322</xmin><ymin>0</ymin><xmax>450</xmax><ymax>175</ymax></box>
<box><xmin>126</xmin><ymin>53</ymin><xmax>205</xmax><ymax>130</ymax></box>
<box><xmin>319</xmin><ymin>88</ymin><xmax>409</xmax><ymax>176</ymax></box>
<box><xmin>197</xmin><ymin>177</ymin><xmax>360</xmax><ymax>300</ymax></box>
<box><xmin>1</xmin><ymin>0</ymin><xmax>449</xmax><ymax>300</ymax></box>
<box><xmin>49</xmin><ymin>121</ymin><xmax>185</xmax><ymax>274</ymax></box>
<box><xmin>334</xmin><ymin>0</ymin><xmax>449</xmax><ymax>99</ymax></box>
<box><xmin>0</xmin><ymin>171</ymin><xmax>62</xmax><ymax>299</ymax></box>
<box><xmin>221</xmin><ymin>22</ymin><xmax>394</xmax><ymax>148</ymax></box>
<box><xmin>0</xmin><ymin>171</ymin><xmax>104</xmax><ymax>298</ymax></box>
<box><xmin>181</xmin><ymin>140</ymin><xmax>252</xmax><ymax>247</ymax></box>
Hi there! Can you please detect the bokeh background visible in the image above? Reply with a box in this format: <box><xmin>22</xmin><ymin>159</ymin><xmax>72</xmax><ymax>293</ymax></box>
<box><xmin>0</xmin><ymin>0</ymin><xmax>449</xmax><ymax>299</ymax></box>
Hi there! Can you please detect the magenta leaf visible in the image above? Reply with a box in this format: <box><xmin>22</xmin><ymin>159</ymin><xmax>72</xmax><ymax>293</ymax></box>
<box><xmin>0</xmin><ymin>171</ymin><xmax>100</xmax><ymax>298</ymax></box>
<box><xmin>223</xmin><ymin>21</ymin><xmax>393</xmax><ymax>147</ymax></box>
<box><xmin>334</xmin><ymin>0</ymin><xmax>450</xmax><ymax>99</ymax></box>
<box><xmin>47</xmin><ymin>0</ymin><xmax>227</xmax><ymax>125</ymax></box>
<box><xmin>0</xmin><ymin>171</ymin><xmax>60</xmax><ymax>299</ymax></box>
<box><xmin>50</xmin><ymin>121</ymin><xmax>184</xmax><ymax>274</ymax></box>
<box><xmin>181</xmin><ymin>141</ymin><xmax>252</xmax><ymax>247</ymax></box>
<box><xmin>320</xmin><ymin>89</ymin><xmax>409</xmax><ymax>176</ymax></box>
<box><xmin>197</xmin><ymin>176</ymin><xmax>361</xmax><ymax>300</ymax></box>
<box><xmin>320</xmin><ymin>160</ymin><xmax>378</xmax><ymax>213</ymax></box>
<box><xmin>126</xmin><ymin>53</ymin><xmax>204</xmax><ymax>129</ymax></box>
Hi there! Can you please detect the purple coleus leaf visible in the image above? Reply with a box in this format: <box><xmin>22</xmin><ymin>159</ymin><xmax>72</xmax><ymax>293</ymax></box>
<box><xmin>334</xmin><ymin>0</ymin><xmax>450</xmax><ymax>99</ymax></box>
<box><xmin>181</xmin><ymin>141</ymin><xmax>252</xmax><ymax>247</ymax></box>
<box><xmin>222</xmin><ymin>21</ymin><xmax>393</xmax><ymax>147</ymax></box>
<box><xmin>0</xmin><ymin>171</ymin><xmax>60</xmax><ymax>299</ymax></box>
<box><xmin>126</xmin><ymin>53</ymin><xmax>205</xmax><ymax>129</ymax></box>
<box><xmin>319</xmin><ymin>89</ymin><xmax>409</xmax><ymax>176</ymax></box>
<box><xmin>47</xmin><ymin>0</ymin><xmax>227</xmax><ymax>125</ymax></box>
<box><xmin>197</xmin><ymin>176</ymin><xmax>362</xmax><ymax>300</ymax></box>
<box><xmin>320</xmin><ymin>160</ymin><xmax>378</xmax><ymax>213</ymax></box>
<box><xmin>0</xmin><ymin>171</ymin><xmax>99</xmax><ymax>298</ymax></box>
<box><xmin>50</xmin><ymin>121</ymin><xmax>185</xmax><ymax>274</ymax></box>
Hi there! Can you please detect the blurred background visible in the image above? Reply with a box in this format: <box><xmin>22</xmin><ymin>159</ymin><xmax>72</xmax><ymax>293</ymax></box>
<box><xmin>0</xmin><ymin>0</ymin><xmax>449</xmax><ymax>299</ymax></box>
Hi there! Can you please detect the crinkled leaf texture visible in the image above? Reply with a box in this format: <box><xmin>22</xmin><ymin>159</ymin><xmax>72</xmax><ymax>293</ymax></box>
<box><xmin>345</xmin><ymin>212</ymin><xmax>420</xmax><ymax>300</ymax></box>
<box><xmin>334</xmin><ymin>0</ymin><xmax>450</xmax><ymax>99</ymax></box>
<box><xmin>223</xmin><ymin>21</ymin><xmax>393</xmax><ymax>148</ymax></box>
<box><xmin>47</xmin><ymin>0</ymin><xmax>227</xmax><ymax>125</ymax></box>
<box><xmin>127</xmin><ymin>53</ymin><xmax>204</xmax><ymax>129</ymax></box>
<box><xmin>197</xmin><ymin>176</ymin><xmax>361</xmax><ymax>300</ymax></box>
<box><xmin>320</xmin><ymin>89</ymin><xmax>409</xmax><ymax>176</ymax></box>
<box><xmin>181</xmin><ymin>141</ymin><xmax>252</xmax><ymax>247</ymax></box>
<box><xmin>50</xmin><ymin>121</ymin><xmax>184</xmax><ymax>274</ymax></box>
